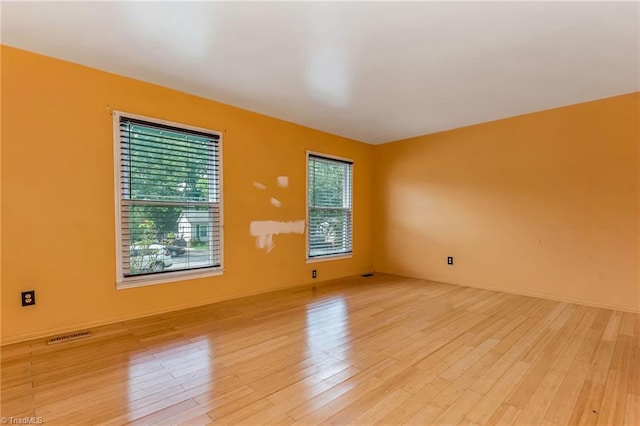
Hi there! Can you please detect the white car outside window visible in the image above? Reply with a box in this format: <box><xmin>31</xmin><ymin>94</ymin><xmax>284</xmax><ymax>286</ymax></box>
<box><xmin>130</xmin><ymin>244</ymin><xmax>173</xmax><ymax>273</ymax></box>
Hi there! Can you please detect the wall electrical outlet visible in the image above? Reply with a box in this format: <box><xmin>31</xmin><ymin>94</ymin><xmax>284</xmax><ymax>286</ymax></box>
<box><xmin>312</xmin><ymin>269</ymin><xmax>317</xmax><ymax>279</ymax></box>
<box><xmin>447</xmin><ymin>257</ymin><xmax>454</xmax><ymax>265</ymax></box>
<box><xmin>22</xmin><ymin>290</ymin><xmax>36</xmax><ymax>306</ymax></box>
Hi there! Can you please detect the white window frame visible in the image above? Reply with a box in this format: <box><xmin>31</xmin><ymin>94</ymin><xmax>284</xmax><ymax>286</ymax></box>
<box><xmin>306</xmin><ymin>151</ymin><xmax>354</xmax><ymax>263</ymax></box>
<box><xmin>113</xmin><ymin>111</ymin><xmax>224</xmax><ymax>289</ymax></box>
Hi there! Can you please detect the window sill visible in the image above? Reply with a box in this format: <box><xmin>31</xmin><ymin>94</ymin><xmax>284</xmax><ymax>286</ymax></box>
<box><xmin>117</xmin><ymin>268</ymin><xmax>223</xmax><ymax>289</ymax></box>
<box><xmin>306</xmin><ymin>254</ymin><xmax>353</xmax><ymax>264</ymax></box>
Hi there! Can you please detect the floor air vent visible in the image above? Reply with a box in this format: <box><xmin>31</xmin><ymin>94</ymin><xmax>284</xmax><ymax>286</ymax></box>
<box><xmin>46</xmin><ymin>331</ymin><xmax>92</xmax><ymax>345</ymax></box>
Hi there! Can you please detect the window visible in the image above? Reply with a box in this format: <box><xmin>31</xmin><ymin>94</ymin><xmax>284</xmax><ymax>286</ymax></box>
<box><xmin>307</xmin><ymin>153</ymin><xmax>353</xmax><ymax>259</ymax></box>
<box><xmin>114</xmin><ymin>112</ymin><xmax>222</xmax><ymax>287</ymax></box>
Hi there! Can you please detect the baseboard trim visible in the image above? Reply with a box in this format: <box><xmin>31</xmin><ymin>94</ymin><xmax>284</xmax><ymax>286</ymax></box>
<box><xmin>5</xmin><ymin>271</ymin><xmax>636</xmax><ymax>345</ymax></box>
<box><xmin>1</xmin><ymin>273</ymin><xmax>365</xmax><ymax>346</ymax></box>
<box><xmin>376</xmin><ymin>271</ymin><xmax>640</xmax><ymax>314</ymax></box>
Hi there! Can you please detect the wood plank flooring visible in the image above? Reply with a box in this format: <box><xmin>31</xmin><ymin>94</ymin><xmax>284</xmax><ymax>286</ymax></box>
<box><xmin>2</xmin><ymin>274</ymin><xmax>639</xmax><ymax>425</ymax></box>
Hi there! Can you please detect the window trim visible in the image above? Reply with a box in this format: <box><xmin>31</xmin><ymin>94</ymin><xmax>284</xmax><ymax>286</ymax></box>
<box><xmin>113</xmin><ymin>111</ymin><xmax>224</xmax><ymax>289</ymax></box>
<box><xmin>305</xmin><ymin>150</ymin><xmax>354</xmax><ymax>263</ymax></box>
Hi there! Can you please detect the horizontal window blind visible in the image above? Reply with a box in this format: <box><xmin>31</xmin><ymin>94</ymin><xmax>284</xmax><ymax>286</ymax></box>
<box><xmin>117</xmin><ymin>115</ymin><xmax>222</xmax><ymax>280</ymax></box>
<box><xmin>308</xmin><ymin>154</ymin><xmax>353</xmax><ymax>258</ymax></box>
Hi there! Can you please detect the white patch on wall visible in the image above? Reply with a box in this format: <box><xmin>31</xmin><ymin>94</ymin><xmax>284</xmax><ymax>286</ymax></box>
<box><xmin>250</xmin><ymin>220</ymin><xmax>305</xmax><ymax>253</ymax></box>
<box><xmin>270</xmin><ymin>197</ymin><xmax>282</xmax><ymax>208</ymax></box>
<box><xmin>276</xmin><ymin>176</ymin><xmax>289</xmax><ymax>188</ymax></box>
<box><xmin>253</xmin><ymin>181</ymin><xmax>267</xmax><ymax>190</ymax></box>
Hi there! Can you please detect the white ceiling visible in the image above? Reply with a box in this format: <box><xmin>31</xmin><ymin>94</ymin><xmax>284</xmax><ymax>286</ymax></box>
<box><xmin>2</xmin><ymin>2</ymin><xmax>639</xmax><ymax>144</ymax></box>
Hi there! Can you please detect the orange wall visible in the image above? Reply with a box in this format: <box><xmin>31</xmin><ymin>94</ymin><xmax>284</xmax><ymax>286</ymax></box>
<box><xmin>374</xmin><ymin>93</ymin><xmax>640</xmax><ymax>312</ymax></box>
<box><xmin>0</xmin><ymin>46</ymin><xmax>374</xmax><ymax>344</ymax></box>
<box><xmin>3</xmin><ymin>46</ymin><xmax>638</xmax><ymax>345</ymax></box>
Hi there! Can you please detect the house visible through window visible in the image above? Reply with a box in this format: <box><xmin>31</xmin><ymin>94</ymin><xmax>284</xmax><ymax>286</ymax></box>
<box><xmin>307</xmin><ymin>153</ymin><xmax>353</xmax><ymax>259</ymax></box>
<box><xmin>114</xmin><ymin>112</ymin><xmax>222</xmax><ymax>287</ymax></box>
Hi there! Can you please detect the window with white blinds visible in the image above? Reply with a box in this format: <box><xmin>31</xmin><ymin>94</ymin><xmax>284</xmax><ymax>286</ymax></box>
<box><xmin>114</xmin><ymin>112</ymin><xmax>222</xmax><ymax>286</ymax></box>
<box><xmin>307</xmin><ymin>153</ymin><xmax>353</xmax><ymax>259</ymax></box>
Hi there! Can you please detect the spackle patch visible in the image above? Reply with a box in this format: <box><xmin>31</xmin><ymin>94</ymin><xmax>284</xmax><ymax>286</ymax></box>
<box><xmin>250</xmin><ymin>220</ymin><xmax>305</xmax><ymax>253</ymax></box>
<box><xmin>270</xmin><ymin>197</ymin><xmax>282</xmax><ymax>208</ymax></box>
<box><xmin>276</xmin><ymin>176</ymin><xmax>289</xmax><ymax>188</ymax></box>
<box><xmin>253</xmin><ymin>181</ymin><xmax>267</xmax><ymax>190</ymax></box>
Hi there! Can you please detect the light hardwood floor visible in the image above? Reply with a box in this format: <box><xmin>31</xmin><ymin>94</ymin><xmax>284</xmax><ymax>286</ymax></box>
<box><xmin>2</xmin><ymin>274</ymin><xmax>639</xmax><ymax>425</ymax></box>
